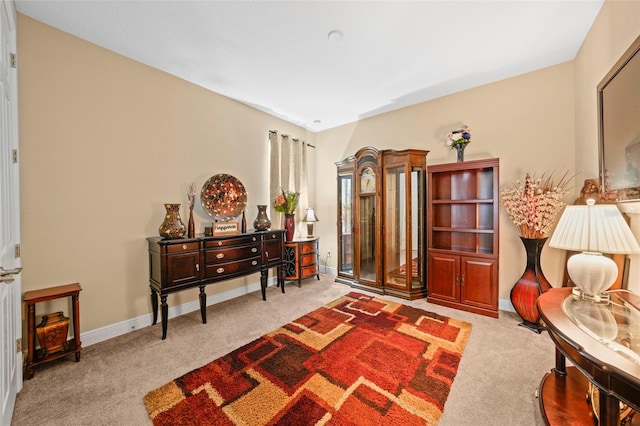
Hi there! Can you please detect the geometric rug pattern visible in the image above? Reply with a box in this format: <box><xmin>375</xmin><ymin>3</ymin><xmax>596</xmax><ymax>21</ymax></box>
<box><xmin>144</xmin><ymin>292</ymin><xmax>472</xmax><ymax>425</ymax></box>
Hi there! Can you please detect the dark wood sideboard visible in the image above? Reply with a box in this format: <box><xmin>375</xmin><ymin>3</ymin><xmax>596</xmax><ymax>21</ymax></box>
<box><xmin>147</xmin><ymin>230</ymin><xmax>285</xmax><ymax>339</ymax></box>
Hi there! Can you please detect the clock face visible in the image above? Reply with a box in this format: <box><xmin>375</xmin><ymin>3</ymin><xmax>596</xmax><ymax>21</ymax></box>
<box><xmin>360</xmin><ymin>167</ymin><xmax>376</xmax><ymax>193</ymax></box>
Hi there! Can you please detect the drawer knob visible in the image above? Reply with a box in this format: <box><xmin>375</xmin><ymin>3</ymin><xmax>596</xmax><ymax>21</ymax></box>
<box><xmin>251</xmin><ymin>248</ymin><xmax>258</xmax><ymax>253</ymax></box>
<box><xmin>182</xmin><ymin>244</ymin><xmax>187</xmax><ymax>250</ymax></box>
<box><xmin>252</xmin><ymin>237</ymin><xmax>257</xmax><ymax>241</ymax></box>
<box><xmin>216</xmin><ymin>267</ymin><xmax>225</xmax><ymax>274</ymax></box>
<box><xmin>252</xmin><ymin>261</ymin><xmax>258</xmax><ymax>266</ymax></box>
<box><xmin>217</xmin><ymin>241</ymin><xmax>222</xmax><ymax>246</ymax></box>
<box><xmin>216</xmin><ymin>253</ymin><xmax>225</xmax><ymax>259</ymax></box>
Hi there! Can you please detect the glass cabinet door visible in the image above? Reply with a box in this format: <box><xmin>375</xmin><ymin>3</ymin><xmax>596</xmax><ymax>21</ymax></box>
<box><xmin>383</xmin><ymin>150</ymin><xmax>426</xmax><ymax>298</ymax></box>
<box><xmin>337</xmin><ymin>173</ymin><xmax>353</xmax><ymax>277</ymax></box>
<box><xmin>358</xmin><ymin>194</ymin><xmax>376</xmax><ymax>282</ymax></box>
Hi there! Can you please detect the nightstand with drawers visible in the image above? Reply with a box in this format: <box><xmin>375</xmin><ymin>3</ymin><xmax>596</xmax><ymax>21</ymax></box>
<box><xmin>284</xmin><ymin>237</ymin><xmax>320</xmax><ymax>287</ymax></box>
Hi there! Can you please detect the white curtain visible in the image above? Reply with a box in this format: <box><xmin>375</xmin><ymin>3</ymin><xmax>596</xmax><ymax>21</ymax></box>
<box><xmin>269</xmin><ymin>131</ymin><xmax>309</xmax><ymax>234</ymax></box>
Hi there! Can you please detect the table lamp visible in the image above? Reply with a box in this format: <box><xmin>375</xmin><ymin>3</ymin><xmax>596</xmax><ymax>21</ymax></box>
<box><xmin>304</xmin><ymin>208</ymin><xmax>318</xmax><ymax>238</ymax></box>
<box><xmin>549</xmin><ymin>199</ymin><xmax>640</xmax><ymax>302</ymax></box>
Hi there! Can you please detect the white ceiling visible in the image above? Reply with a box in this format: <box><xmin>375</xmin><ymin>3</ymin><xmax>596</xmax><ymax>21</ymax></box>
<box><xmin>15</xmin><ymin>0</ymin><xmax>604</xmax><ymax>132</ymax></box>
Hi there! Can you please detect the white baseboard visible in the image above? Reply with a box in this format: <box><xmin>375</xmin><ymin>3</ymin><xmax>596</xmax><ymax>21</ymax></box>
<box><xmin>80</xmin><ymin>278</ymin><xmax>268</xmax><ymax>347</ymax></box>
<box><xmin>79</xmin><ymin>271</ymin><xmax>516</xmax><ymax>348</ymax></box>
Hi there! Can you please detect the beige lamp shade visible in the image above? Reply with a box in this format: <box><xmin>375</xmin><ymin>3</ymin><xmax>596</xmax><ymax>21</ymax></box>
<box><xmin>304</xmin><ymin>208</ymin><xmax>319</xmax><ymax>223</ymax></box>
<box><xmin>304</xmin><ymin>208</ymin><xmax>318</xmax><ymax>238</ymax></box>
<box><xmin>549</xmin><ymin>200</ymin><xmax>640</xmax><ymax>301</ymax></box>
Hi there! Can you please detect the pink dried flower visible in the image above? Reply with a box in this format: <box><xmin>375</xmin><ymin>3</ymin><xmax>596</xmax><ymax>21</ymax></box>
<box><xmin>500</xmin><ymin>172</ymin><xmax>571</xmax><ymax>239</ymax></box>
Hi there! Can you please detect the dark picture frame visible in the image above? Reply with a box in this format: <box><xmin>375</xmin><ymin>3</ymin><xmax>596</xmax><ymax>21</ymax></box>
<box><xmin>598</xmin><ymin>35</ymin><xmax>640</xmax><ymax>202</ymax></box>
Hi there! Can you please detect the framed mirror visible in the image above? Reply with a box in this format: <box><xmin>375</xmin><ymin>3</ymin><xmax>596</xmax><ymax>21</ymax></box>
<box><xmin>598</xmin><ymin>35</ymin><xmax>640</xmax><ymax>203</ymax></box>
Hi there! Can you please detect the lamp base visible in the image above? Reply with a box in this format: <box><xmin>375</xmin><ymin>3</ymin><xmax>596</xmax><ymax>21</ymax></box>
<box><xmin>570</xmin><ymin>286</ymin><xmax>610</xmax><ymax>303</ymax></box>
<box><xmin>306</xmin><ymin>223</ymin><xmax>314</xmax><ymax>238</ymax></box>
<box><xmin>567</xmin><ymin>252</ymin><xmax>617</xmax><ymax>303</ymax></box>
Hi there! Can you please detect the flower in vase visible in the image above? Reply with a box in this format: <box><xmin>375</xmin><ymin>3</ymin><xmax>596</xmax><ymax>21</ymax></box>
<box><xmin>273</xmin><ymin>190</ymin><xmax>300</xmax><ymax>215</ymax></box>
<box><xmin>446</xmin><ymin>125</ymin><xmax>471</xmax><ymax>149</ymax></box>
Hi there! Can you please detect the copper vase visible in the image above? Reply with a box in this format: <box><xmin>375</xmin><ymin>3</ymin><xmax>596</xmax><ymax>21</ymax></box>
<box><xmin>159</xmin><ymin>203</ymin><xmax>186</xmax><ymax>239</ymax></box>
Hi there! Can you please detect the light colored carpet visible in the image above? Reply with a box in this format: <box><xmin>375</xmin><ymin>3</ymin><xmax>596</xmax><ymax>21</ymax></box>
<box><xmin>12</xmin><ymin>274</ymin><xmax>553</xmax><ymax>425</ymax></box>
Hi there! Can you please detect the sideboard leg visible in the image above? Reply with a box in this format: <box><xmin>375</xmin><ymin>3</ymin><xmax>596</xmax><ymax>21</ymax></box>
<box><xmin>279</xmin><ymin>266</ymin><xmax>285</xmax><ymax>293</ymax></box>
<box><xmin>199</xmin><ymin>286</ymin><xmax>207</xmax><ymax>324</ymax></box>
<box><xmin>150</xmin><ymin>288</ymin><xmax>158</xmax><ymax>325</ymax></box>
<box><xmin>161</xmin><ymin>294</ymin><xmax>168</xmax><ymax>340</ymax></box>
<box><xmin>260</xmin><ymin>272</ymin><xmax>267</xmax><ymax>301</ymax></box>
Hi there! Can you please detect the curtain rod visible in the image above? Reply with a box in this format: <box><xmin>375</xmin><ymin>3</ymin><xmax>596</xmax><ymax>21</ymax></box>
<box><xmin>268</xmin><ymin>130</ymin><xmax>315</xmax><ymax>148</ymax></box>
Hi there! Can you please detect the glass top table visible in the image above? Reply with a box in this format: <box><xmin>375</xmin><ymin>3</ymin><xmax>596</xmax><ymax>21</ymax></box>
<box><xmin>563</xmin><ymin>289</ymin><xmax>640</xmax><ymax>366</ymax></box>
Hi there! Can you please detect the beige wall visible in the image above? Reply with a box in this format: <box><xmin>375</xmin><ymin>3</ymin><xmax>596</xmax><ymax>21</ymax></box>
<box><xmin>17</xmin><ymin>0</ymin><xmax>640</xmax><ymax>337</ymax></box>
<box><xmin>17</xmin><ymin>15</ymin><xmax>314</xmax><ymax>332</ymax></box>
<box><xmin>315</xmin><ymin>63</ymin><xmax>575</xmax><ymax>302</ymax></box>
<box><xmin>574</xmin><ymin>0</ymin><xmax>640</xmax><ymax>292</ymax></box>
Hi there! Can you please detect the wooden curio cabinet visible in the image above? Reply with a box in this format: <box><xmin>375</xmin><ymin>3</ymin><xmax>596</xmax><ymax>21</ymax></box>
<box><xmin>336</xmin><ymin>147</ymin><xmax>383</xmax><ymax>293</ymax></box>
<box><xmin>382</xmin><ymin>149</ymin><xmax>427</xmax><ymax>299</ymax></box>
<box><xmin>336</xmin><ymin>147</ymin><xmax>428</xmax><ymax>299</ymax></box>
<box><xmin>427</xmin><ymin>158</ymin><xmax>499</xmax><ymax>317</ymax></box>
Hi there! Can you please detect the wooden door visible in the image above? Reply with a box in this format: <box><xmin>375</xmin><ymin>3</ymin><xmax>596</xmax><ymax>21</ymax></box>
<box><xmin>460</xmin><ymin>256</ymin><xmax>498</xmax><ymax>311</ymax></box>
<box><xmin>427</xmin><ymin>252</ymin><xmax>459</xmax><ymax>302</ymax></box>
<box><xmin>0</xmin><ymin>1</ymin><xmax>22</xmax><ymax>424</ymax></box>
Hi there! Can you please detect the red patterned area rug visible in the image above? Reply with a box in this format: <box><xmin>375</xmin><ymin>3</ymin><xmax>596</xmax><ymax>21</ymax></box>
<box><xmin>144</xmin><ymin>292</ymin><xmax>472</xmax><ymax>425</ymax></box>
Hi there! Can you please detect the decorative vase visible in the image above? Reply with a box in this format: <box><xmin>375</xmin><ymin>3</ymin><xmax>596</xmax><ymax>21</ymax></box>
<box><xmin>159</xmin><ymin>203</ymin><xmax>186</xmax><ymax>239</ymax></box>
<box><xmin>284</xmin><ymin>213</ymin><xmax>295</xmax><ymax>241</ymax></box>
<box><xmin>187</xmin><ymin>205</ymin><xmax>195</xmax><ymax>238</ymax></box>
<box><xmin>454</xmin><ymin>143</ymin><xmax>467</xmax><ymax>162</ymax></box>
<box><xmin>36</xmin><ymin>311</ymin><xmax>69</xmax><ymax>356</ymax></box>
<box><xmin>510</xmin><ymin>237</ymin><xmax>551</xmax><ymax>333</ymax></box>
<box><xmin>253</xmin><ymin>205</ymin><xmax>271</xmax><ymax>231</ymax></box>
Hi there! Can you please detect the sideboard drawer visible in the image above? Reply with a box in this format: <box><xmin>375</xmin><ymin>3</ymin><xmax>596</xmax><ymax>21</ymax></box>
<box><xmin>204</xmin><ymin>257</ymin><xmax>261</xmax><ymax>279</ymax></box>
<box><xmin>203</xmin><ymin>234</ymin><xmax>259</xmax><ymax>248</ymax></box>
<box><xmin>166</xmin><ymin>242</ymin><xmax>200</xmax><ymax>254</ymax></box>
<box><xmin>205</xmin><ymin>245</ymin><xmax>260</xmax><ymax>264</ymax></box>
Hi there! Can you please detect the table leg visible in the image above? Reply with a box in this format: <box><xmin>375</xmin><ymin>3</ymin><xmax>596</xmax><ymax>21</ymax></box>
<box><xmin>72</xmin><ymin>293</ymin><xmax>81</xmax><ymax>362</ymax></box>
<box><xmin>553</xmin><ymin>347</ymin><xmax>566</xmax><ymax>376</ymax></box>
<box><xmin>199</xmin><ymin>285</ymin><xmax>207</xmax><ymax>324</ymax></box>
<box><xmin>161</xmin><ymin>294</ymin><xmax>168</xmax><ymax>340</ymax></box>
<box><xmin>598</xmin><ymin>388</ymin><xmax>620</xmax><ymax>426</ymax></box>
<box><xmin>150</xmin><ymin>288</ymin><xmax>158</xmax><ymax>325</ymax></box>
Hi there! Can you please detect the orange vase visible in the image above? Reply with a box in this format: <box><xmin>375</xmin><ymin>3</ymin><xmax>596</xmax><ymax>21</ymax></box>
<box><xmin>510</xmin><ymin>237</ymin><xmax>551</xmax><ymax>333</ymax></box>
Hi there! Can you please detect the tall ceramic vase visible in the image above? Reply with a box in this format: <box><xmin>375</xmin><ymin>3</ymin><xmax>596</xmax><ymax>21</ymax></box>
<box><xmin>159</xmin><ymin>203</ymin><xmax>186</xmax><ymax>239</ymax></box>
<box><xmin>510</xmin><ymin>237</ymin><xmax>551</xmax><ymax>333</ymax></box>
<box><xmin>284</xmin><ymin>214</ymin><xmax>295</xmax><ymax>241</ymax></box>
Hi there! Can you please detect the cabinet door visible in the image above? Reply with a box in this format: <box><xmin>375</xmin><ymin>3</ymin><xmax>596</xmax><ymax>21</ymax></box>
<box><xmin>427</xmin><ymin>252</ymin><xmax>459</xmax><ymax>302</ymax></box>
<box><xmin>337</xmin><ymin>170</ymin><xmax>354</xmax><ymax>278</ymax></box>
<box><xmin>460</xmin><ymin>256</ymin><xmax>498</xmax><ymax>310</ymax></box>
<box><xmin>165</xmin><ymin>251</ymin><xmax>201</xmax><ymax>288</ymax></box>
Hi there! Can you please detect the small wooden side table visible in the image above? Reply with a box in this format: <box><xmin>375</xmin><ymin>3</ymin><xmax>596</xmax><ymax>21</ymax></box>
<box><xmin>284</xmin><ymin>238</ymin><xmax>320</xmax><ymax>287</ymax></box>
<box><xmin>24</xmin><ymin>283</ymin><xmax>82</xmax><ymax>379</ymax></box>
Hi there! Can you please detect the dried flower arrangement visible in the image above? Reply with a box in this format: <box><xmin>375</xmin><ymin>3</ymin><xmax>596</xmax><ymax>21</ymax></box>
<box><xmin>273</xmin><ymin>190</ymin><xmax>300</xmax><ymax>215</ymax></box>
<box><xmin>500</xmin><ymin>172</ymin><xmax>571</xmax><ymax>239</ymax></box>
